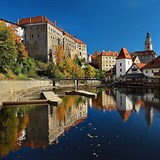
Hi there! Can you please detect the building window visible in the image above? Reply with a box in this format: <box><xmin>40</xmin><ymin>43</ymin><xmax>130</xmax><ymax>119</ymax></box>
<box><xmin>146</xmin><ymin>70</ymin><xmax>148</xmax><ymax>73</ymax></box>
<box><xmin>120</xmin><ymin>69</ymin><xmax>122</xmax><ymax>72</ymax></box>
<box><xmin>120</xmin><ymin>63</ymin><xmax>122</xmax><ymax>66</ymax></box>
<box><xmin>132</xmin><ymin>68</ymin><xmax>137</xmax><ymax>72</ymax></box>
<box><xmin>152</xmin><ymin>70</ymin><xmax>154</xmax><ymax>73</ymax></box>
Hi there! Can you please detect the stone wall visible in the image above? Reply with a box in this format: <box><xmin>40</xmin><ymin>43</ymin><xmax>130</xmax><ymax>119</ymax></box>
<box><xmin>0</xmin><ymin>80</ymin><xmax>52</xmax><ymax>93</ymax></box>
<box><xmin>0</xmin><ymin>80</ymin><xmax>53</xmax><ymax>106</ymax></box>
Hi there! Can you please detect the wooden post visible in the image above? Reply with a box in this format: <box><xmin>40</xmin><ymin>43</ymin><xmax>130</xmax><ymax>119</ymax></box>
<box><xmin>74</xmin><ymin>80</ymin><xmax>78</xmax><ymax>89</ymax></box>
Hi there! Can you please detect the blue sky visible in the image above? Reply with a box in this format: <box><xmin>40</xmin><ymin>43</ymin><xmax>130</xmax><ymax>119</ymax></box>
<box><xmin>1</xmin><ymin>0</ymin><xmax>160</xmax><ymax>54</ymax></box>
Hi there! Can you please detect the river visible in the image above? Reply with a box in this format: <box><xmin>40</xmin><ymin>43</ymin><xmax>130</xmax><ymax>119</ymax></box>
<box><xmin>0</xmin><ymin>88</ymin><xmax>160</xmax><ymax>160</ymax></box>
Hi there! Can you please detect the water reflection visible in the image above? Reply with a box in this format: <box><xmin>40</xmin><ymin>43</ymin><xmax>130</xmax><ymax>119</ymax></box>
<box><xmin>0</xmin><ymin>95</ymin><xmax>89</xmax><ymax>157</ymax></box>
<box><xmin>1</xmin><ymin>89</ymin><xmax>160</xmax><ymax>159</ymax></box>
<box><xmin>92</xmin><ymin>89</ymin><xmax>160</xmax><ymax>126</ymax></box>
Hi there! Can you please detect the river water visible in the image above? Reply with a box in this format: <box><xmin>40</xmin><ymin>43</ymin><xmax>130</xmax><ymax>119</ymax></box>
<box><xmin>0</xmin><ymin>88</ymin><xmax>160</xmax><ymax>160</ymax></box>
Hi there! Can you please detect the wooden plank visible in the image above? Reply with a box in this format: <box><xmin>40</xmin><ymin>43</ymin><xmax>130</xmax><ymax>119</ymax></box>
<box><xmin>65</xmin><ymin>90</ymin><xmax>97</xmax><ymax>98</ymax></box>
<box><xmin>42</xmin><ymin>91</ymin><xmax>62</xmax><ymax>103</ymax></box>
<box><xmin>2</xmin><ymin>100</ymin><xmax>49</xmax><ymax>106</ymax></box>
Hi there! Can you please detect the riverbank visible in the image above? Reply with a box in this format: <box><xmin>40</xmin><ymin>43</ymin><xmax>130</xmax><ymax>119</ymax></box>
<box><xmin>0</xmin><ymin>80</ymin><xmax>101</xmax><ymax>106</ymax></box>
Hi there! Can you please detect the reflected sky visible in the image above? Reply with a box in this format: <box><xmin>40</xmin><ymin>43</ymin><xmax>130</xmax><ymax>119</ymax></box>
<box><xmin>1</xmin><ymin>89</ymin><xmax>160</xmax><ymax>160</ymax></box>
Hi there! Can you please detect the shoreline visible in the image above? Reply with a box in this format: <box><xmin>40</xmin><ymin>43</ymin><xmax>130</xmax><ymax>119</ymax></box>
<box><xmin>0</xmin><ymin>82</ymin><xmax>101</xmax><ymax>106</ymax></box>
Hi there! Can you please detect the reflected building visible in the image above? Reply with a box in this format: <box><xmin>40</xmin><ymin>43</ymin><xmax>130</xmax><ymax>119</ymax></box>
<box><xmin>145</xmin><ymin>105</ymin><xmax>153</xmax><ymax>127</ymax></box>
<box><xmin>23</xmin><ymin>96</ymin><xmax>88</xmax><ymax>148</ymax></box>
<box><xmin>92</xmin><ymin>90</ymin><xmax>117</xmax><ymax>111</ymax></box>
<box><xmin>143</xmin><ymin>92</ymin><xmax>160</xmax><ymax>103</ymax></box>
<box><xmin>116</xmin><ymin>90</ymin><xmax>133</xmax><ymax>121</ymax></box>
<box><xmin>101</xmin><ymin>90</ymin><xmax>117</xmax><ymax>111</ymax></box>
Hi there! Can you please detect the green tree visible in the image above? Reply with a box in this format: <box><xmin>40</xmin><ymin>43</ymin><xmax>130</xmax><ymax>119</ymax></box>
<box><xmin>0</xmin><ymin>22</ymin><xmax>18</xmax><ymax>72</ymax></box>
<box><xmin>83</xmin><ymin>64</ymin><xmax>96</xmax><ymax>78</ymax></box>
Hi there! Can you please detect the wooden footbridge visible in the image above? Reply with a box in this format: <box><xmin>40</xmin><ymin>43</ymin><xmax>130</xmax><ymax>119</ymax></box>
<box><xmin>52</xmin><ymin>77</ymin><xmax>103</xmax><ymax>88</ymax></box>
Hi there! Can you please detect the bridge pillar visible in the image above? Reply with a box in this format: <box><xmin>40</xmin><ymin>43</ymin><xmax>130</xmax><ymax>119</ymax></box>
<box><xmin>53</xmin><ymin>80</ymin><xmax>56</xmax><ymax>87</ymax></box>
<box><xmin>74</xmin><ymin>80</ymin><xmax>78</xmax><ymax>89</ymax></box>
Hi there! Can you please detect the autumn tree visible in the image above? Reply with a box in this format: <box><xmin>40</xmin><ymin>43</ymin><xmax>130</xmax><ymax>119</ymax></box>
<box><xmin>92</xmin><ymin>50</ymin><xmax>100</xmax><ymax>59</ymax></box>
<box><xmin>54</xmin><ymin>45</ymin><xmax>65</xmax><ymax>65</ymax></box>
<box><xmin>0</xmin><ymin>22</ymin><xmax>17</xmax><ymax>72</ymax></box>
<box><xmin>83</xmin><ymin>64</ymin><xmax>96</xmax><ymax>78</ymax></box>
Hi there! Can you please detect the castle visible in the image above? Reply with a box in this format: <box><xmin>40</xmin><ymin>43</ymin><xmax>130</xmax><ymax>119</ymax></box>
<box><xmin>18</xmin><ymin>16</ymin><xmax>87</xmax><ymax>62</ymax></box>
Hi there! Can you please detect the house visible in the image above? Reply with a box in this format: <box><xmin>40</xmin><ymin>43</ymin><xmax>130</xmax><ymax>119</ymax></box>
<box><xmin>116</xmin><ymin>90</ymin><xmax>133</xmax><ymax>122</ymax></box>
<box><xmin>116</xmin><ymin>48</ymin><xmax>132</xmax><ymax>78</ymax></box>
<box><xmin>124</xmin><ymin>63</ymin><xmax>146</xmax><ymax>80</ymax></box>
<box><xmin>105</xmin><ymin>66</ymin><xmax>116</xmax><ymax>81</ymax></box>
<box><xmin>142</xmin><ymin>56</ymin><xmax>160</xmax><ymax>78</ymax></box>
<box><xmin>97</xmin><ymin>50</ymin><xmax>118</xmax><ymax>71</ymax></box>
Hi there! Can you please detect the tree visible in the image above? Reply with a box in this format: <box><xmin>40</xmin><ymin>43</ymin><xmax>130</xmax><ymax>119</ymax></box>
<box><xmin>83</xmin><ymin>64</ymin><xmax>96</xmax><ymax>78</ymax></box>
<box><xmin>92</xmin><ymin>50</ymin><xmax>100</xmax><ymax>59</ymax></box>
<box><xmin>54</xmin><ymin>45</ymin><xmax>65</xmax><ymax>64</ymax></box>
<box><xmin>0</xmin><ymin>22</ymin><xmax>18</xmax><ymax>72</ymax></box>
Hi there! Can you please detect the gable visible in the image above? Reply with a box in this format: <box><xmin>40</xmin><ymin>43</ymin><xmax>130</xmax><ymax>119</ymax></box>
<box><xmin>127</xmin><ymin>64</ymin><xmax>142</xmax><ymax>74</ymax></box>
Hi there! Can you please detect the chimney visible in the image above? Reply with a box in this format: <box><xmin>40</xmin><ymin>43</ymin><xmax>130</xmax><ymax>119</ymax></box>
<box><xmin>29</xmin><ymin>18</ymin><xmax>31</xmax><ymax>23</ymax></box>
<box><xmin>53</xmin><ymin>20</ymin><xmax>56</xmax><ymax>26</ymax></box>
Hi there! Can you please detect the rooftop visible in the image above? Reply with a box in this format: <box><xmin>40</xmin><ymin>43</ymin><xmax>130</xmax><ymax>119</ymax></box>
<box><xmin>101</xmin><ymin>50</ymin><xmax>118</xmax><ymax>56</ymax></box>
<box><xmin>19</xmin><ymin>16</ymin><xmax>85</xmax><ymax>45</ymax></box>
<box><xmin>117</xmin><ymin>48</ymin><xmax>132</xmax><ymax>59</ymax></box>
<box><xmin>142</xmin><ymin>56</ymin><xmax>160</xmax><ymax>69</ymax></box>
<box><xmin>132</xmin><ymin>50</ymin><xmax>156</xmax><ymax>56</ymax></box>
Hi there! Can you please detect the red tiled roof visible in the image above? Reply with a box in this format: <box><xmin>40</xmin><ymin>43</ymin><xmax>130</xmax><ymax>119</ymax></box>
<box><xmin>135</xmin><ymin>63</ymin><xmax>146</xmax><ymax>69</ymax></box>
<box><xmin>142</xmin><ymin>55</ymin><xmax>160</xmax><ymax>69</ymax></box>
<box><xmin>73</xmin><ymin>37</ymin><xmax>85</xmax><ymax>45</ymax></box>
<box><xmin>132</xmin><ymin>50</ymin><xmax>156</xmax><ymax>56</ymax></box>
<box><xmin>101</xmin><ymin>50</ymin><xmax>118</xmax><ymax>56</ymax></box>
<box><xmin>19</xmin><ymin>16</ymin><xmax>55</xmax><ymax>26</ymax></box>
<box><xmin>118</xmin><ymin>110</ymin><xmax>131</xmax><ymax>122</ymax></box>
<box><xmin>64</xmin><ymin>31</ymin><xmax>85</xmax><ymax>44</ymax></box>
<box><xmin>19</xmin><ymin>16</ymin><xmax>86</xmax><ymax>45</ymax></box>
<box><xmin>117</xmin><ymin>48</ymin><xmax>132</xmax><ymax>59</ymax></box>
<box><xmin>64</xmin><ymin>31</ymin><xmax>74</xmax><ymax>39</ymax></box>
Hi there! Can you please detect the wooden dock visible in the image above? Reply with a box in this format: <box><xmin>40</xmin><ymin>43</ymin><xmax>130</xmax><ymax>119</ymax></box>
<box><xmin>65</xmin><ymin>90</ymin><xmax>97</xmax><ymax>98</ymax></box>
<box><xmin>2</xmin><ymin>91</ymin><xmax>62</xmax><ymax>106</ymax></box>
<box><xmin>2</xmin><ymin>100</ymin><xmax>49</xmax><ymax>106</ymax></box>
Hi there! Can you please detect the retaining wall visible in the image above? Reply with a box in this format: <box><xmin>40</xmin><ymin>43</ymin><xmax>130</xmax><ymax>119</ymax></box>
<box><xmin>0</xmin><ymin>80</ymin><xmax>52</xmax><ymax>93</ymax></box>
<box><xmin>0</xmin><ymin>80</ymin><xmax>53</xmax><ymax>106</ymax></box>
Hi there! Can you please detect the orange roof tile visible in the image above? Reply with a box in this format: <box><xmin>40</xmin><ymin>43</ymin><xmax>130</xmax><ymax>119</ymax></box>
<box><xmin>19</xmin><ymin>16</ymin><xmax>55</xmax><ymax>26</ymax></box>
<box><xmin>101</xmin><ymin>50</ymin><xmax>118</xmax><ymax>56</ymax></box>
<box><xmin>142</xmin><ymin>55</ymin><xmax>160</xmax><ymax>69</ymax></box>
<box><xmin>135</xmin><ymin>63</ymin><xmax>146</xmax><ymax>69</ymax></box>
<box><xmin>117</xmin><ymin>48</ymin><xmax>132</xmax><ymax>59</ymax></box>
<box><xmin>118</xmin><ymin>110</ymin><xmax>131</xmax><ymax>122</ymax></box>
<box><xmin>132</xmin><ymin>50</ymin><xmax>156</xmax><ymax>56</ymax></box>
<box><xmin>73</xmin><ymin>37</ymin><xmax>85</xmax><ymax>45</ymax></box>
<box><xmin>19</xmin><ymin>16</ymin><xmax>86</xmax><ymax>45</ymax></box>
<box><xmin>64</xmin><ymin>31</ymin><xmax>74</xmax><ymax>39</ymax></box>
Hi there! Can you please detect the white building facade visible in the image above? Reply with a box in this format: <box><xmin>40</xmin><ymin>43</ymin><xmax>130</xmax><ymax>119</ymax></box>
<box><xmin>116</xmin><ymin>48</ymin><xmax>132</xmax><ymax>78</ymax></box>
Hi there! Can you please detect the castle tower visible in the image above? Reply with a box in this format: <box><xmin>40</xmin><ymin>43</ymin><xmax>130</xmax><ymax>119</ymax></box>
<box><xmin>145</xmin><ymin>32</ymin><xmax>153</xmax><ymax>51</ymax></box>
<box><xmin>116</xmin><ymin>48</ymin><xmax>132</xmax><ymax>78</ymax></box>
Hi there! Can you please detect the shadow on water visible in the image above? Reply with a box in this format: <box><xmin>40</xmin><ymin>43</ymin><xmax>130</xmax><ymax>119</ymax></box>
<box><xmin>1</xmin><ymin>88</ymin><xmax>160</xmax><ymax>160</ymax></box>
